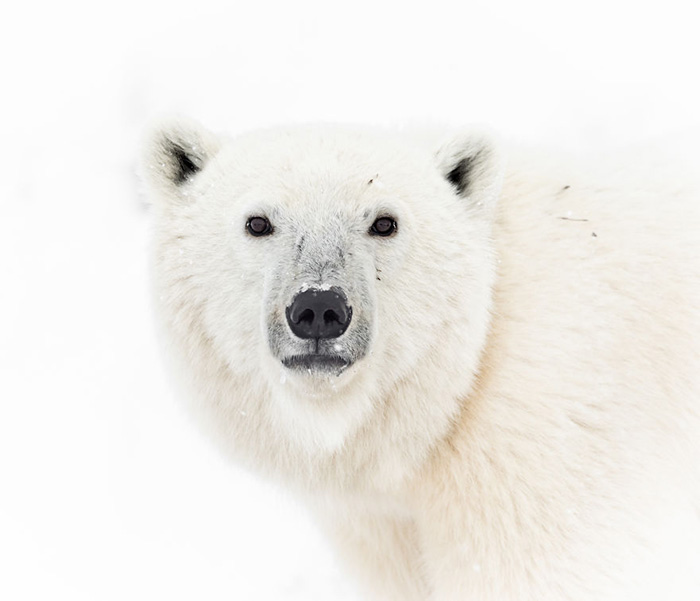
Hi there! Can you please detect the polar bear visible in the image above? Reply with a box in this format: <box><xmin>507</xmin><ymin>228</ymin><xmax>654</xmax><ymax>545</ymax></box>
<box><xmin>142</xmin><ymin>118</ymin><xmax>700</xmax><ymax>601</ymax></box>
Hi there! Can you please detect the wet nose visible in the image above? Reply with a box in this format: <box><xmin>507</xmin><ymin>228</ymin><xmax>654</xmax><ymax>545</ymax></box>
<box><xmin>286</xmin><ymin>288</ymin><xmax>352</xmax><ymax>339</ymax></box>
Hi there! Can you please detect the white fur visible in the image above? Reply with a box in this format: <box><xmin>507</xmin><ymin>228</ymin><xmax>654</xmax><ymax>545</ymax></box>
<box><xmin>142</xmin><ymin>119</ymin><xmax>700</xmax><ymax>600</ymax></box>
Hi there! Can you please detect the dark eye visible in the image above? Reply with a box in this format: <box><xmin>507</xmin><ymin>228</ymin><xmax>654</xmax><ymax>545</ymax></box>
<box><xmin>369</xmin><ymin>216</ymin><xmax>397</xmax><ymax>237</ymax></box>
<box><xmin>246</xmin><ymin>216</ymin><xmax>273</xmax><ymax>237</ymax></box>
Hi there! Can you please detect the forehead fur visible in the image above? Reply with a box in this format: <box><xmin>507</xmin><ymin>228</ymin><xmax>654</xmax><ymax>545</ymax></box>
<box><xmin>213</xmin><ymin>126</ymin><xmax>446</xmax><ymax>209</ymax></box>
<box><xmin>227</xmin><ymin>125</ymin><xmax>431</xmax><ymax>169</ymax></box>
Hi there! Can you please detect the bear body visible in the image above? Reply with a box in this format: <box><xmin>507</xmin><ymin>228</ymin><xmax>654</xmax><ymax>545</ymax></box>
<box><xmin>143</xmin><ymin>120</ymin><xmax>700</xmax><ymax>600</ymax></box>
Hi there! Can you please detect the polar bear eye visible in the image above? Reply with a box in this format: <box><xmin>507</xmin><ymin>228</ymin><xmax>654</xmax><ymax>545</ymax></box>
<box><xmin>246</xmin><ymin>216</ymin><xmax>273</xmax><ymax>237</ymax></box>
<box><xmin>370</xmin><ymin>216</ymin><xmax>397</xmax><ymax>237</ymax></box>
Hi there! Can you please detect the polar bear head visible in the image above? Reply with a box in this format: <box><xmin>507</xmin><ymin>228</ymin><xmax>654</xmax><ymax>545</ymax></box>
<box><xmin>143</xmin><ymin>119</ymin><xmax>503</xmax><ymax>488</ymax></box>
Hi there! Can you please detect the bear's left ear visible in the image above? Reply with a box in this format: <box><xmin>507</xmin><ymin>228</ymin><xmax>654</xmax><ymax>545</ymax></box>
<box><xmin>140</xmin><ymin>116</ymin><xmax>221</xmax><ymax>201</ymax></box>
<box><xmin>435</xmin><ymin>131</ymin><xmax>504</xmax><ymax>216</ymax></box>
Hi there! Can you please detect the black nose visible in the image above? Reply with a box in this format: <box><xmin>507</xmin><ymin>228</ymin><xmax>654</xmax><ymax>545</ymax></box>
<box><xmin>286</xmin><ymin>288</ymin><xmax>352</xmax><ymax>340</ymax></box>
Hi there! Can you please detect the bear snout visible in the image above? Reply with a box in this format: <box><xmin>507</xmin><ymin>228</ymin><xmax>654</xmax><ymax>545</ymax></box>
<box><xmin>285</xmin><ymin>287</ymin><xmax>352</xmax><ymax>340</ymax></box>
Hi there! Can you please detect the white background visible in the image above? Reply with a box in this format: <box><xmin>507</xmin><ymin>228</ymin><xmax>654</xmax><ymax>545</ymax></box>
<box><xmin>1</xmin><ymin>1</ymin><xmax>698</xmax><ymax>599</ymax></box>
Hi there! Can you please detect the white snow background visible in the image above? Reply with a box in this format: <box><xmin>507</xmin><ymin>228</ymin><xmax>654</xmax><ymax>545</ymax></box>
<box><xmin>1</xmin><ymin>1</ymin><xmax>698</xmax><ymax>599</ymax></box>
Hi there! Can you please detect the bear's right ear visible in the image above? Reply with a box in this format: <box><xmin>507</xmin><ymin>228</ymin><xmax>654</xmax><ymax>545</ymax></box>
<box><xmin>140</xmin><ymin>117</ymin><xmax>221</xmax><ymax>199</ymax></box>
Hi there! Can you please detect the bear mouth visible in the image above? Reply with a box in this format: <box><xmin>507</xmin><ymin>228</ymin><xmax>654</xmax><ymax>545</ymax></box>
<box><xmin>281</xmin><ymin>354</ymin><xmax>352</xmax><ymax>373</ymax></box>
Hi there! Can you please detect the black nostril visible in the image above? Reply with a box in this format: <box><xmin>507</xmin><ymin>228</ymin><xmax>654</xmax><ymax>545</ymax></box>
<box><xmin>286</xmin><ymin>287</ymin><xmax>352</xmax><ymax>340</ymax></box>
<box><xmin>297</xmin><ymin>308</ymin><xmax>315</xmax><ymax>325</ymax></box>
<box><xmin>324</xmin><ymin>309</ymin><xmax>340</xmax><ymax>324</ymax></box>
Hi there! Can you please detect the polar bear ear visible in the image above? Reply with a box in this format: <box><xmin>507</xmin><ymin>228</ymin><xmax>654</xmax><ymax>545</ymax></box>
<box><xmin>435</xmin><ymin>131</ymin><xmax>504</xmax><ymax>216</ymax></box>
<box><xmin>140</xmin><ymin>116</ymin><xmax>221</xmax><ymax>199</ymax></box>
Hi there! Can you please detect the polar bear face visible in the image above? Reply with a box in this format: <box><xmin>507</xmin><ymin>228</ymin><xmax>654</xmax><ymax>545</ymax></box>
<box><xmin>143</xmin><ymin>120</ymin><xmax>503</xmax><ymax>470</ymax></box>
